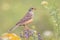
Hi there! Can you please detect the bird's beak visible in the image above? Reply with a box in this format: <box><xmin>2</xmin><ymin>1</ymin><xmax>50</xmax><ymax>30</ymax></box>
<box><xmin>34</xmin><ymin>8</ymin><xmax>36</xmax><ymax>10</ymax></box>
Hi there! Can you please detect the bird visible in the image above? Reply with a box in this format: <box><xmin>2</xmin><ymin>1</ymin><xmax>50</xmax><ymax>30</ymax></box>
<box><xmin>8</xmin><ymin>7</ymin><xmax>36</xmax><ymax>32</ymax></box>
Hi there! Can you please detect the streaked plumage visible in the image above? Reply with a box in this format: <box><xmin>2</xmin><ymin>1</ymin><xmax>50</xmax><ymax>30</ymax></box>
<box><xmin>8</xmin><ymin>8</ymin><xmax>35</xmax><ymax>32</ymax></box>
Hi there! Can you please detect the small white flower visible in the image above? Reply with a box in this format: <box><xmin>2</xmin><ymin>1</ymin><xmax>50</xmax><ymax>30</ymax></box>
<box><xmin>41</xmin><ymin>1</ymin><xmax>48</xmax><ymax>5</ymax></box>
<box><xmin>2</xmin><ymin>37</ymin><xmax>9</xmax><ymax>40</ymax></box>
<box><xmin>43</xmin><ymin>31</ymin><xmax>52</xmax><ymax>36</ymax></box>
<box><xmin>34</xmin><ymin>30</ymin><xmax>37</xmax><ymax>34</ymax></box>
<box><xmin>55</xmin><ymin>23</ymin><xmax>58</xmax><ymax>26</ymax></box>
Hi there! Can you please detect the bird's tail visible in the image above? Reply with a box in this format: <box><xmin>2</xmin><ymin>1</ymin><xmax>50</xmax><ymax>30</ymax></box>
<box><xmin>8</xmin><ymin>25</ymin><xmax>20</xmax><ymax>33</ymax></box>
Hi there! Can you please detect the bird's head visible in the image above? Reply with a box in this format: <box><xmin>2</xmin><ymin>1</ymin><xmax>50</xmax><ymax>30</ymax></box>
<box><xmin>29</xmin><ymin>7</ymin><xmax>36</xmax><ymax>11</ymax></box>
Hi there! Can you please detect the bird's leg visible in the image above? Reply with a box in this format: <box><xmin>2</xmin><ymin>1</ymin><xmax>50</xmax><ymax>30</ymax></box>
<box><xmin>23</xmin><ymin>25</ymin><xmax>30</xmax><ymax>40</ymax></box>
<box><xmin>24</xmin><ymin>25</ymin><xmax>30</xmax><ymax>30</ymax></box>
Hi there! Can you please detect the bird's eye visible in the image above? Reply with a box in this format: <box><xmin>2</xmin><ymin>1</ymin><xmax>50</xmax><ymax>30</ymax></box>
<box><xmin>31</xmin><ymin>8</ymin><xmax>33</xmax><ymax>9</ymax></box>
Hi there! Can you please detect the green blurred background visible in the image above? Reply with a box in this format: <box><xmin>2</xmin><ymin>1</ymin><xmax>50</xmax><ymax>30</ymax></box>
<box><xmin>0</xmin><ymin>0</ymin><xmax>60</xmax><ymax>40</ymax></box>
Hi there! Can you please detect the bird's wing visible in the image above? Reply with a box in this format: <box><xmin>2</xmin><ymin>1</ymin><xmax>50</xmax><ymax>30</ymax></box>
<box><xmin>16</xmin><ymin>12</ymin><xmax>33</xmax><ymax>25</ymax></box>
